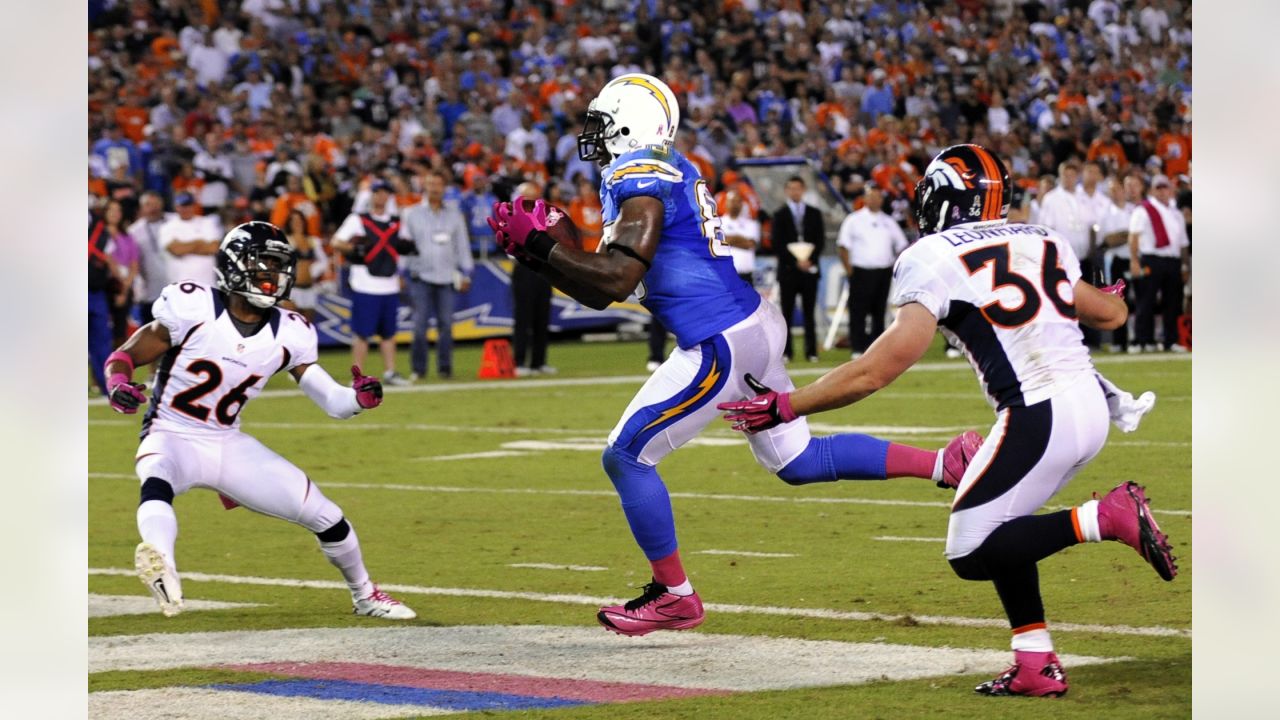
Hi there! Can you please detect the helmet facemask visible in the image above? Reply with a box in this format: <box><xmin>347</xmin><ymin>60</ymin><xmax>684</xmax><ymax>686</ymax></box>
<box><xmin>220</xmin><ymin>241</ymin><xmax>296</xmax><ymax>309</ymax></box>
<box><xmin>577</xmin><ymin>108</ymin><xmax>618</xmax><ymax>165</ymax></box>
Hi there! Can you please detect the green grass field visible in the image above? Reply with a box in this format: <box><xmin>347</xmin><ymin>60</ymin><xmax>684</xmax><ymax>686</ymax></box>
<box><xmin>88</xmin><ymin>337</ymin><xmax>1191</xmax><ymax>718</ymax></box>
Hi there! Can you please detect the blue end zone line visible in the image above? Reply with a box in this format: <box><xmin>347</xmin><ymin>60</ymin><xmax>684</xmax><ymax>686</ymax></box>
<box><xmin>207</xmin><ymin>678</ymin><xmax>588</xmax><ymax>711</ymax></box>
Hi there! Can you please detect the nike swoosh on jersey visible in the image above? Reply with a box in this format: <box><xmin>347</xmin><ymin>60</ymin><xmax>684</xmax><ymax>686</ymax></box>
<box><xmin>637</xmin><ymin>180</ymin><xmax>657</xmax><ymax>188</ymax></box>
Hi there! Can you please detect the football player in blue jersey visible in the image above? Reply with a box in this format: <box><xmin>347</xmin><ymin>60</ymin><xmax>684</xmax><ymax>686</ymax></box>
<box><xmin>489</xmin><ymin>74</ymin><xmax>982</xmax><ymax>636</ymax></box>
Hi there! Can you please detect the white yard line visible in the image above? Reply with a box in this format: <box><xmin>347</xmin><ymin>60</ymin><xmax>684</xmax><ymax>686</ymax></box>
<box><xmin>87</xmin><ymin>474</ymin><xmax>1192</xmax><ymax>517</ymax></box>
<box><xmin>874</xmin><ymin>536</ymin><xmax>947</xmax><ymax>543</ymax></box>
<box><xmin>87</xmin><ymin>566</ymin><xmax>1190</xmax><ymax>638</ymax></box>
<box><xmin>507</xmin><ymin>563</ymin><xmax>609</xmax><ymax>572</ymax></box>
<box><xmin>694</xmin><ymin>549</ymin><xmax>798</xmax><ymax>558</ymax></box>
<box><xmin>87</xmin><ymin>353</ymin><xmax>1189</xmax><ymax>406</ymax></box>
<box><xmin>411</xmin><ymin>450</ymin><xmax>528</xmax><ymax>462</ymax></box>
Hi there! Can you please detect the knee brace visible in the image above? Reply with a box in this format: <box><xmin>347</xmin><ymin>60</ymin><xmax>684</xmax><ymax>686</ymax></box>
<box><xmin>315</xmin><ymin>517</ymin><xmax>351</xmax><ymax>543</ymax></box>
<box><xmin>139</xmin><ymin>477</ymin><xmax>175</xmax><ymax>505</ymax></box>
<box><xmin>948</xmin><ymin>552</ymin><xmax>990</xmax><ymax>581</ymax></box>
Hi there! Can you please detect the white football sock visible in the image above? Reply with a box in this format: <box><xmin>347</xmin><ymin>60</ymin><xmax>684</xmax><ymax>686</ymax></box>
<box><xmin>319</xmin><ymin>526</ymin><xmax>374</xmax><ymax>600</ymax></box>
<box><xmin>1011</xmin><ymin>627</ymin><xmax>1053</xmax><ymax>653</ymax></box>
<box><xmin>666</xmin><ymin>579</ymin><xmax>694</xmax><ymax>596</ymax></box>
<box><xmin>1076</xmin><ymin>500</ymin><xmax>1102</xmax><ymax>543</ymax></box>
<box><xmin>137</xmin><ymin>500</ymin><xmax>179</xmax><ymax>571</ymax></box>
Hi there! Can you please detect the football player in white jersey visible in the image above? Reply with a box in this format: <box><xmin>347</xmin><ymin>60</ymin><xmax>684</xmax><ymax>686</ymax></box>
<box><xmin>103</xmin><ymin>221</ymin><xmax>416</xmax><ymax>620</ymax></box>
<box><xmin>719</xmin><ymin>144</ymin><xmax>1177</xmax><ymax>697</ymax></box>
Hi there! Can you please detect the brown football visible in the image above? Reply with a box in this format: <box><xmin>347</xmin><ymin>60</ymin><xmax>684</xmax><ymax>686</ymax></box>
<box><xmin>517</xmin><ymin>197</ymin><xmax>583</xmax><ymax>251</ymax></box>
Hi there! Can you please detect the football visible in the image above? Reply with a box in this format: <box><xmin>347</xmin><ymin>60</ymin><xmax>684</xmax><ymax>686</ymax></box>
<box><xmin>517</xmin><ymin>197</ymin><xmax>583</xmax><ymax>251</ymax></box>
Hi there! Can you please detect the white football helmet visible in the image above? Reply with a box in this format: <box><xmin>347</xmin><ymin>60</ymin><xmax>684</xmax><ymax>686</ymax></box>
<box><xmin>577</xmin><ymin>73</ymin><xmax>680</xmax><ymax>164</ymax></box>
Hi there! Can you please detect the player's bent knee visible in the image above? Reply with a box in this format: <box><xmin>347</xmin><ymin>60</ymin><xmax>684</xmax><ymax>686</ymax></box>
<box><xmin>775</xmin><ymin>439</ymin><xmax>836</xmax><ymax>486</ymax></box>
<box><xmin>601</xmin><ymin>443</ymin><xmax>642</xmax><ymax>482</ymax></box>
<box><xmin>139</xmin><ymin>477</ymin><xmax>175</xmax><ymax>505</ymax></box>
<box><xmin>315</xmin><ymin>517</ymin><xmax>351</xmax><ymax>543</ymax></box>
<box><xmin>296</xmin><ymin>480</ymin><xmax>345</xmax><ymax>534</ymax></box>
<box><xmin>948</xmin><ymin>552</ymin><xmax>990</xmax><ymax>581</ymax></box>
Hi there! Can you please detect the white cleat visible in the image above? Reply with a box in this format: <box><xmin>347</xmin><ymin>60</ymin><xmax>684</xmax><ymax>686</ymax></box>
<box><xmin>353</xmin><ymin>586</ymin><xmax>417</xmax><ymax>620</ymax></box>
<box><xmin>135</xmin><ymin>543</ymin><xmax>184</xmax><ymax>617</ymax></box>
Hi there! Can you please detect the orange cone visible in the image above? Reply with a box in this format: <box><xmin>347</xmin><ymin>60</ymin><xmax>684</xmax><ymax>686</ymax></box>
<box><xmin>477</xmin><ymin>338</ymin><xmax>517</xmax><ymax>379</ymax></box>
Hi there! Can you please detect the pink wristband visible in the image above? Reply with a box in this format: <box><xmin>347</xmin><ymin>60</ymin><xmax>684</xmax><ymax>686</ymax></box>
<box><xmin>106</xmin><ymin>350</ymin><xmax>135</xmax><ymax>374</ymax></box>
<box><xmin>776</xmin><ymin>392</ymin><xmax>798</xmax><ymax>423</ymax></box>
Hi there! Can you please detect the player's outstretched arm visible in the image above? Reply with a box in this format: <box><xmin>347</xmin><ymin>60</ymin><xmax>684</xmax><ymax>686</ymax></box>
<box><xmin>718</xmin><ymin>303</ymin><xmax>936</xmax><ymax>431</ymax></box>
<box><xmin>790</xmin><ymin>302</ymin><xmax>937</xmax><ymax>415</ymax></box>
<box><xmin>289</xmin><ymin>363</ymin><xmax>382</xmax><ymax>419</ymax></box>
<box><xmin>1074</xmin><ymin>279</ymin><xmax>1128</xmax><ymax>330</ymax></box>
<box><xmin>104</xmin><ymin>321</ymin><xmax>173</xmax><ymax>413</ymax></box>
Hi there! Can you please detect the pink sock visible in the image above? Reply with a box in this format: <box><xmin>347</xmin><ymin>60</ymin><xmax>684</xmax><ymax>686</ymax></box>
<box><xmin>884</xmin><ymin>443</ymin><xmax>939</xmax><ymax>480</ymax></box>
<box><xmin>650</xmin><ymin>550</ymin><xmax>687</xmax><ymax>587</ymax></box>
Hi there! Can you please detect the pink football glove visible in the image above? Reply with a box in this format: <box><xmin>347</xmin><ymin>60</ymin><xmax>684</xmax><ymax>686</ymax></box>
<box><xmin>351</xmin><ymin>365</ymin><xmax>383</xmax><ymax>409</ymax></box>
<box><xmin>486</xmin><ymin>201</ymin><xmax>518</xmax><ymax>256</ymax></box>
<box><xmin>1099</xmin><ymin>279</ymin><xmax>1126</xmax><ymax>297</ymax></box>
<box><xmin>716</xmin><ymin>374</ymin><xmax>798</xmax><ymax>434</ymax></box>
<box><xmin>106</xmin><ymin>372</ymin><xmax>148</xmax><ymax>414</ymax></box>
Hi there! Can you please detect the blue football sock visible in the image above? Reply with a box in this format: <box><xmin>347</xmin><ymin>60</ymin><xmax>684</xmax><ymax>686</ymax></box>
<box><xmin>777</xmin><ymin>435</ymin><xmax>890</xmax><ymax>485</ymax></box>
<box><xmin>602</xmin><ymin>445</ymin><xmax>678</xmax><ymax>561</ymax></box>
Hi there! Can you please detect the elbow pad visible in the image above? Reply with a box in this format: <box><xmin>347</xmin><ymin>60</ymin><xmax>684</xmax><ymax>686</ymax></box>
<box><xmin>298</xmin><ymin>365</ymin><xmax>362</xmax><ymax>419</ymax></box>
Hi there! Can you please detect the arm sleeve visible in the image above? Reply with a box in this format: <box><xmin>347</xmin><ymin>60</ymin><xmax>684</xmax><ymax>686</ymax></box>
<box><xmin>297</xmin><ymin>364</ymin><xmax>362</xmax><ymax>419</ymax></box>
<box><xmin>836</xmin><ymin>215</ymin><xmax>856</xmax><ymax>252</ymax></box>
<box><xmin>889</xmin><ymin>249</ymin><xmax>950</xmax><ymax>321</ymax></box>
<box><xmin>1057</xmin><ymin>237</ymin><xmax>1084</xmax><ymax>285</ymax></box>
<box><xmin>1128</xmin><ymin>207</ymin><xmax>1149</xmax><ymax>235</ymax></box>
<box><xmin>454</xmin><ymin>212</ymin><xmax>473</xmax><ymax>274</ymax></box>
<box><xmin>333</xmin><ymin>213</ymin><xmax>363</xmax><ymax>242</ymax></box>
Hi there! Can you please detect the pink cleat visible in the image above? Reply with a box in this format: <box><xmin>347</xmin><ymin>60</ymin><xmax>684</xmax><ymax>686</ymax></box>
<box><xmin>939</xmin><ymin>431</ymin><xmax>983</xmax><ymax>489</ymax></box>
<box><xmin>976</xmin><ymin>651</ymin><xmax>1069</xmax><ymax>697</ymax></box>
<box><xmin>1097</xmin><ymin>481</ymin><xmax>1178</xmax><ymax>581</ymax></box>
<box><xmin>597</xmin><ymin>581</ymin><xmax>705</xmax><ymax>636</ymax></box>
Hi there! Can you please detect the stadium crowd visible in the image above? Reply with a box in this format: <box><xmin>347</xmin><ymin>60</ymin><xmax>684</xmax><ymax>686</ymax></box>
<box><xmin>87</xmin><ymin>0</ymin><xmax>1192</xmax><ymax>391</ymax></box>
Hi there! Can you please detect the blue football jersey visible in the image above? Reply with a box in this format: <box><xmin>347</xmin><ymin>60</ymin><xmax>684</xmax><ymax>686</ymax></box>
<box><xmin>599</xmin><ymin>146</ymin><xmax>760</xmax><ymax>348</ymax></box>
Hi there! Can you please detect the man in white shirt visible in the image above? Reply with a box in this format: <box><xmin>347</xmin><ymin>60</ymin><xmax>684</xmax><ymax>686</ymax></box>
<box><xmin>128</xmin><ymin>191</ymin><xmax>175</xmax><ymax>325</ymax></box>
<box><xmin>158</xmin><ymin>193</ymin><xmax>221</xmax><ymax>287</ymax></box>
<box><xmin>1128</xmin><ymin>174</ymin><xmax>1189</xmax><ymax>352</ymax></box>
<box><xmin>836</xmin><ymin>186</ymin><xmax>908</xmax><ymax>355</ymax></box>
<box><xmin>193</xmin><ymin>132</ymin><xmax>234</xmax><ymax>211</ymax></box>
<box><xmin>1097</xmin><ymin>175</ymin><xmax>1142</xmax><ymax>351</ymax></box>
<box><xmin>1037</xmin><ymin>160</ymin><xmax>1099</xmax><ymax>346</ymax></box>
<box><xmin>186</xmin><ymin>31</ymin><xmax>229</xmax><ymax>89</ymax></box>
<box><xmin>720</xmin><ymin>189</ymin><xmax>760</xmax><ymax>284</ymax></box>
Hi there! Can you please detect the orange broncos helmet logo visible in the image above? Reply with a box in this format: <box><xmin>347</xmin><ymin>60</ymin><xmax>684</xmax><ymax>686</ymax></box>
<box><xmin>943</xmin><ymin>157</ymin><xmax>977</xmax><ymax>189</ymax></box>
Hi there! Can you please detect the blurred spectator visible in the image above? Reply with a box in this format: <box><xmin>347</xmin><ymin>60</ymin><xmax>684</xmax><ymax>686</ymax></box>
<box><xmin>1155</xmin><ymin>119</ymin><xmax>1192</xmax><ymax>179</ymax></box>
<box><xmin>193</xmin><ymin>133</ymin><xmax>234</xmax><ymax>214</ymax></box>
<box><xmin>1128</xmin><ymin>174</ymin><xmax>1189</xmax><ymax>353</ymax></box>
<box><xmin>646</xmin><ymin>317</ymin><xmax>669</xmax><ymax>374</ymax></box>
<box><xmin>282</xmin><ymin>209</ymin><xmax>329</xmax><ymax>324</ymax></box>
<box><xmin>509</xmin><ymin>182</ymin><xmax>555</xmax><ymax>378</ymax></box>
<box><xmin>270</xmin><ymin>173</ymin><xmax>322</xmax><ymax>237</ymax></box>
<box><xmin>158</xmin><ymin>192</ymin><xmax>220</xmax><ymax>286</ymax></box>
<box><xmin>401</xmin><ymin>171</ymin><xmax>472</xmax><ymax>381</ymax></box>
<box><xmin>772</xmin><ymin>176</ymin><xmax>824</xmax><ymax>363</ymax></box>
<box><xmin>128</xmin><ymin>191</ymin><xmax>173</xmax><ymax>325</ymax></box>
<box><xmin>1098</xmin><ymin>174</ymin><xmax>1142</xmax><ymax>352</ymax></box>
<box><xmin>566</xmin><ymin>176</ymin><xmax>604</xmax><ymax>252</ymax></box>
<box><xmin>1037</xmin><ymin>160</ymin><xmax>1098</xmax><ymax>346</ymax></box>
<box><xmin>720</xmin><ymin>188</ymin><xmax>760</xmax><ymax>285</ymax></box>
<box><xmin>102</xmin><ymin>200</ymin><xmax>140</xmax><ymax>348</ymax></box>
<box><xmin>836</xmin><ymin>186</ymin><xmax>907</xmax><ymax>357</ymax></box>
<box><xmin>92</xmin><ymin>123</ymin><xmax>140</xmax><ymax>180</ymax></box>
<box><xmin>88</xmin><ymin>213</ymin><xmax>119</xmax><ymax>395</ymax></box>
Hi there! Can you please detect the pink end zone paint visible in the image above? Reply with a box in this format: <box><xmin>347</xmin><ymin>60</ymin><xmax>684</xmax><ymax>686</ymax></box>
<box><xmin>216</xmin><ymin>662</ymin><xmax>728</xmax><ymax>703</ymax></box>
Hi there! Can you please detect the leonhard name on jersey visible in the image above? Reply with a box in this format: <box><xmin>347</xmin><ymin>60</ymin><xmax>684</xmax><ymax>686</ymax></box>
<box><xmin>940</xmin><ymin>223</ymin><xmax>1049</xmax><ymax>247</ymax></box>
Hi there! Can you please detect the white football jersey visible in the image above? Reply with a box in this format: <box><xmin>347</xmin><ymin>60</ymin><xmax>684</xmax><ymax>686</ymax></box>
<box><xmin>141</xmin><ymin>282</ymin><xmax>318</xmax><ymax>437</ymax></box>
<box><xmin>890</xmin><ymin>222</ymin><xmax>1094</xmax><ymax>410</ymax></box>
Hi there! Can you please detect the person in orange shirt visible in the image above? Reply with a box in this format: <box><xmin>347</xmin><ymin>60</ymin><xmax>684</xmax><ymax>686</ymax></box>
<box><xmin>170</xmin><ymin>163</ymin><xmax>205</xmax><ymax>212</ymax></box>
<box><xmin>270</xmin><ymin>174</ymin><xmax>323</xmax><ymax>237</ymax></box>
<box><xmin>567</xmin><ymin>176</ymin><xmax>604</xmax><ymax>252</ymax></box>
<box><xmin>115</xmin><ymin>102</ymin><xmax>150</xmax><ymax>144</ymax></box>
<box><xmin>1087</xmin><ymin>125</ymin><xmax>1129</xmax><ymax>173</ymax></box>
<box><xmin>714</xmin><ymin>170</ymin><xmax>760</xmax><ymax>219</ymax></box>
<box><xmin>1155</xmin><ymin>120</ymin><xmax>1191</xmax><ymax>178</ymax></box>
